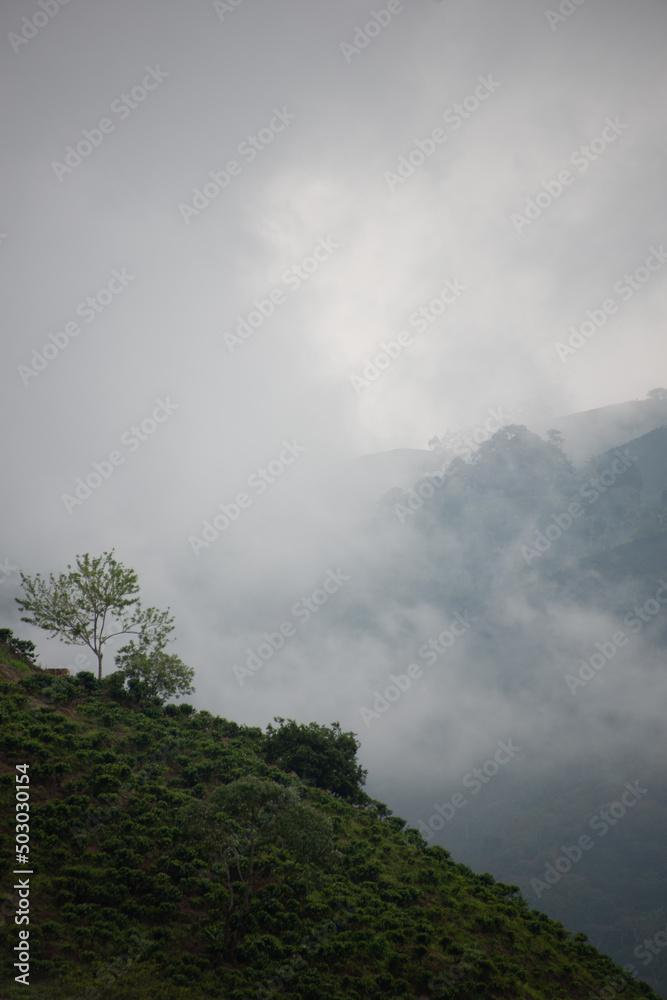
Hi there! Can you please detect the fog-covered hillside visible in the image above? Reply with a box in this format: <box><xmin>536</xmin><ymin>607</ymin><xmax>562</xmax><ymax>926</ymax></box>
<box><xmin>3</xmin><ymin>0</ymin><xmax>667</xmax><ymax>994</ymax></box>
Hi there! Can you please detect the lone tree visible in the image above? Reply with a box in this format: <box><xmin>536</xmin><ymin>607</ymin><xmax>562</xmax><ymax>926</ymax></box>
<box><xmin>16</xmin><ymin>551</ymin><xmax>174</xmax><ymax>680</ymax></box>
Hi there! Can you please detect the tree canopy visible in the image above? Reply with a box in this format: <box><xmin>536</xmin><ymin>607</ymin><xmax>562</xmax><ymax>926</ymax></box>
<box><xmin>263</xmin><ymin>717</ymin><xmax>368</xmax><ymax>803</ymax></box>
<box><xmin>16</xmin><ymin>551</ymin><xmax>174</xmax><ymax>679</ymax></box>
<box><xmin>112</xmin><ymin>643</ymin><xmax>195</xmax><ymax>704</ymax></box>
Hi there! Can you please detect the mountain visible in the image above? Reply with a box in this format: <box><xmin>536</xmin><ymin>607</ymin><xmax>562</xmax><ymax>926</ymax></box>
<box><xmin>531</xmin><ymin>397</ymin><xmax>667</xmax><ymax>466</ymax></box>
<box><xmin>344</xmin><ymin>419</ymin><xmax>667</xmax><ymax>998</ymax></box>
<box><xmin>351</xmin><ymin>395</ymin><xmax>667</xmax><ymax>492</ymax></box>
<box><xmin>4</xmin><ymin>401</ymin><xmax>667</xmax><ymax>999</ymax></box>
<box><xmin>0</xmin><ymin>641</ymin><xmax>659</xmax><ymax>1000</ymax></box>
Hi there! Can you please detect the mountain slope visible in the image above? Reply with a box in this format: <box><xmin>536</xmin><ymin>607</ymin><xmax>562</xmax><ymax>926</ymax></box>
<box><xmin>0</xmin><ymin>651</ymin><xmax>659</xmax><ymax>1000</ymax></box>
<box><xmin>346</xmin><ymin>421</ymin><xmax>667</xmax><ymax>997</ymax></box>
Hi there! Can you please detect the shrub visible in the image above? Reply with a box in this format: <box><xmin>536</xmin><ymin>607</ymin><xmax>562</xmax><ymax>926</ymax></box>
<box><xmin>76</xmin><ymin>670</ymin><xmax>100</xmax><ymax>693</ymax></box>
<box><xmin>0</xmin><ymin>627</ymin><xmax>38</xmax><ymax>662</ymax></box>
<box><xmin>263</xmin><ymin>717</ymin><xmax>368</xmax><ymax>802</ymax></box>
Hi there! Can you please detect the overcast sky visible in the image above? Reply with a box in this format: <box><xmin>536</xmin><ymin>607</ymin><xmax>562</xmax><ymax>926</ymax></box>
<box><xmin>2</xmin><ymin>0</ymin><xmax>667</xmax><ymax>885</ymax></box>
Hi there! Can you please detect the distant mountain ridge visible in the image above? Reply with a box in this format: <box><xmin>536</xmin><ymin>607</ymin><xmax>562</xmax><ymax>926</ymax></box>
<box><xmin>531</xmin><ymin>396</ymin><xmax>667</xmax><ymax>465</ymax></box>
<box><xmin>351</xmin><ymin>396</ymin><xmax>667</xmax><ymax>498</ymax></box>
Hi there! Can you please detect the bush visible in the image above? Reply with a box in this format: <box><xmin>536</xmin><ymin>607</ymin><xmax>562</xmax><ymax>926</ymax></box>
<box><xmin>18</xmin><ymin>673</ymin><xmax>51</xmax><ymax>695</ymax></box>
<box><xmin>76</xmin><ymin>670</ymin><xmax>100</xmax><ymax>693</ymax></box>
<box><xmin>114</xmin><ymin>644</ymin><xmax>195</xmax><ymax>706</ymax></box>
<box><xmin>0</xmin><ymin>627</ymin><xmax>38</xmax><ymax>662</ymax></box>
<box><xmin>263</xmin><ymin>717</ymin><xmax>368</xmax><ymax>802</ymax></box>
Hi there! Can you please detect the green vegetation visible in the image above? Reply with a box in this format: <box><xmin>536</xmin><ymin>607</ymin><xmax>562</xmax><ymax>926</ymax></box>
<box><xmin>0</xmin><ymin>629</ymin><xmax>38</xmax><ymax>666</ymax></box>
<box><xmin>112</xmin><ymin>644</ymin><xmax>195</xmax><ymax>705</ymax></box>
<box><xmin>16</xmin><ymin>551</ymin><xmax>175</xmax><ymax>680</ymax></box>
<box><xmin>3</xmin><ymin>421</ymin><xmax>667</xmax><ymax>997</ymax></box>
<box><xmin>0</xmin><ymin>633</ymin><xmax>659</xmax><ymax>999</ymax></box>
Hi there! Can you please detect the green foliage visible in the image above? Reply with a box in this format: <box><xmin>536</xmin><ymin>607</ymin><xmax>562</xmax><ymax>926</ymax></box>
<box><xmin>0</xmin><ymin>627</ymin><xmax>38</xmax><ymax>663</ymax></box>
<box><xmin>113</xmin><ymin>644</ymin><xmax>195</xmax><ymax>705</ymax></box>
<box><xmin>15</xmin><ymin>550</ymin><xmax>175</xmax><ymax>679</ymax></box>
<box><xmin>263</xmin><ymin>717</ymin><xmax>368</xmax><ymax>802</ymax></box>
<box><xmin>0</xmin><ymin>650</ymin><xmax>660</xmax><ymax>1000</ymax></box>
<box><xmin>76</xmin><ymin>670</ymin><xmax>100</xmax><ymax>693</ymax></box>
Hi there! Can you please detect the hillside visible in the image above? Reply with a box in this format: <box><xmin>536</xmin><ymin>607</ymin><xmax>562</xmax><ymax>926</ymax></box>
<box><xmin>531</xmin><ymin>397</ymin><xmax>667</xmax><ymax>466</ymax></box>
<box><xmin>0</xmin><ymin>639</ymin><xmax>659</xmax><ymax>1000</ymax></box>
<box><xmin>350</xmin><ymin>421</ymin><xmax>667</xmax><ymax>996</ymax></box>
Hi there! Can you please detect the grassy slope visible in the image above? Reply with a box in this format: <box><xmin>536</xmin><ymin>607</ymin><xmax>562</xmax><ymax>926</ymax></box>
<box><xmin>0</xmin><ymin>644</ymin><xmax>659</xmax><ymax>1000</ymax></box>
